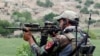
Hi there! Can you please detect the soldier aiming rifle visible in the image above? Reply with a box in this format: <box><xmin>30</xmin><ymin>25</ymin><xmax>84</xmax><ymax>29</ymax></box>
<box><xmin>5</xmin><ymin>10</ymin><xmax>95</xmax><ymax>56</ymax></box>
<box><xmin>23</xmin><ymin>10</ymin><xmax>80</xmax><ymax>56</ymax></box>
<box><xmin>23</xmin><ymin>10</ymin><xmax>95</xmax><ymax>56</ymax></box>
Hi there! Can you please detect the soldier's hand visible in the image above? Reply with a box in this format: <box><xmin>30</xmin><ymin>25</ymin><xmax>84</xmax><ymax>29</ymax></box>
<box><xmin>23</xmin><ymin>28</ymin><xmax>33</xmax><ymax>41</ymax></box>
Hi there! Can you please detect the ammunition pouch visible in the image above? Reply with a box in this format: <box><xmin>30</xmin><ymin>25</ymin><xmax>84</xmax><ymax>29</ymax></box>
<box><xmin>79</xmin><ymin>45</ymin><xmax>95</xmax><ymax>56</ymax></box>
<box><xmin>71</xmin><ymin>38</ymin><xmax>96</xmax><ymax>56</ymax></box>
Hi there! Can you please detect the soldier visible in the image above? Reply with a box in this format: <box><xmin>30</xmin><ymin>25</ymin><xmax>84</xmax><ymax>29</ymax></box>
<box><xmin>23</xmin><ymin>10</ymin><xmax>80</xmax><ymax>56</ymax></box>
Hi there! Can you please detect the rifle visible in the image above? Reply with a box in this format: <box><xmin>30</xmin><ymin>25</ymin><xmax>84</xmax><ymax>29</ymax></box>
<box><xmin>5</xmin><ymin>21</ymin><xmax>60</xmax><ymax>56</ymax></box>
<box><xmin>5</xmin><ymin>21</ymin><xmax>60</xmax><ymax>46</ymax></box>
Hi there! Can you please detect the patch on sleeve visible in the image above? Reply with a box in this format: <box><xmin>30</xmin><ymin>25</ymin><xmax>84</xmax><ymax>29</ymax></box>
<box><xmin>45</xmin><ymin>41</ymin><xmax>54</xmax><ymax>50</ymax></box>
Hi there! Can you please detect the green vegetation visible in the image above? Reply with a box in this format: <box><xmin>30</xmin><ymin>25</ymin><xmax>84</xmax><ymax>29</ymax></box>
<box><xmin>12</xmin><ymin>11</ymin><xmax>32</xmax><ymax>22</ymax></box>
<box><xmin>0</xmin><ymin>38</ymin><xmax>26</xmax><ymax>56</ymax></box>
<box><xmin>44</xmin><ymin>12</ymin><xmax>57</xmax><ymax>21</ymax></box>
<box><xmin>90</xmin><ymin>28</ymin><xmax>100</xmax><ymax>39</ymax></box>
<box><xmin>22</xmin><ymin>11</ymin><xmax>32</xmax><ymax>21</ymax></box>
<box><xmin>94</xmin><ymin>3</ymin><xmax>100</xmax><ymax>9</ymax></box>
<box><xmin>93</xmin><ymin>10</ymin><xmax>99</xmax><ymax>15</ymax></box>
<box><xmin>75</xmin><ymin>0</ymin><xmax>82</xmax><ymax>3</ymax></box>
<box><xmin>0</xmin><ymin>38</ymin><xmax>100</xmax><ymax>56</ymax></box>
<box><xmin>16</xmin><ymin>44</ymin><xmax>34</xmax><ymax>56</ymax></box>
<box><xmin>80</xmin><ymin>7</ymin><xmax>89</xmax><ymax>14</ymax></box>
<box><xmin>0</xmin><ymin>20</ymin><xmax>13</xmax><ymax>36</ymax></box>
<box><xmin>83</xmin><ymin>30</ymin><xmax>97</xmax><ymax>39</ymax></box>
<box><xmin>90</xmin><ymin>10</ymin><xmax>99</xmax><ymax>15</ymax></box>
<box><xmin>85</xmin><ymin>19</ymin><xmax>97</xmax><ymax>25</ymax></box>
<box><xmin>37</xmin><ymin>0</ymin><xmax>54</xmax><ymax>7</ymax></box>
<box><xmin>84</xmin><ymin>28</ymin><xmax>100</xmax><ymax>39</ymax></box>
<box><xmin>88</xmin><ymin>31</ymin><xmax>97</xmax><ymax>39</ymax></box>
<box><xmin>97</xmin><ymin>19</ymin><xmax>100</xmax><ymax>22</ymax></box>
<box><xmin>84</xmin><ymin>0</ymin><xmax>94</xmax><ymax>7</ymax></box>
<box><xmin>0</xmin><ymin>28</ymin><xmax>100</xmax><ymax>56</ymax></box>
<box><xmin>76</xmin><ymin>5</ymin><xmax>81</xmax><ymax>8</ymax></box>
<box><xmin>11</xmin><ymin>10</ymin><xmax>33</xmax><ymax>29</ymax></box>
<box><xmin>91</xmin><ymin>39</ymin><xmax>100</xmax><ymax>56</ymax></box>
<box><xmin>12</xmin><ymin>11</ymin><xmax>22</xmax><ymax>18</ymax></box>
<box><xmin>2</xmin><ymin>11</ymin><xmax>34</xmax><ymax>37</ymax></box>
<box><xmin>36</xmin><ymin>19</ymin><xmax>44</xmax><ymax>26</ymax></box>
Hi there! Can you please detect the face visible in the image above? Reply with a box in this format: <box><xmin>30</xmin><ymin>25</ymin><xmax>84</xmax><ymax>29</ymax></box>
<box><xmin>58</xmin><ymin>19</ymin><xmax>64</xmax><ymax>30</ymax></box>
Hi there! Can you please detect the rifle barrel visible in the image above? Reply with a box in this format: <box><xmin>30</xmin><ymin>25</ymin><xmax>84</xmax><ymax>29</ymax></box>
<box><xmin>5</xmin><ymin>27</ymin><xmax>60</xmax><ymax>32</ymax></box>
<box><xmin>5</xmin><ymin>27</ymin><xmax>22</xmax><ymax>29</ymax></box>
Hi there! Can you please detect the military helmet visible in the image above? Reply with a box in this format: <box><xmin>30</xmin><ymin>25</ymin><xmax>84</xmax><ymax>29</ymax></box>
<box><xmin>54</xmin><ymin>10</ymin><xmax>79</xmax><ymax>21</ymax></box>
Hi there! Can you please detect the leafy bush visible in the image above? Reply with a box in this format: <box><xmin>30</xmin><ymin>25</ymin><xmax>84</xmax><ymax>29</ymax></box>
<box><xmin>37</xmin><ymin>0</ymin><xmax>54</xmax><ymax>7</ymax></box>
<box><xmin>16</xmin><ymin>44</ymin><xmax>34</xmax><ymax>56</ymax></box>
<box><xmin>76</xmin><ymin>5</ymin><xmax>81</xmax><ymax>8</ymax></box>
<box><xmin>94</xmin><ymin>3</ymin><xmax>100</xmax><ymax>9</ymax></box>
<box><xmin>80</xmin><ymin>7</ymin><xmax>89</xmax><ymax>14</ymax></box>
<box><xmin>12</xmin><ymin>11</ymin><xmax>32</xmax><ymax>22</ymax></box>
<box><xmin>12</xmin><ymin>11</ymin><xmax>22</xmax><ymax>17</ymax></box>
<box><xmin>84</xmin><ymin>0</ymin><xmax>94</xmax><ymax>7</ymax></box>
<box><xmin>92</xmin><ymin>10</ymin><xmax>99</xmax><ymax>15</ymax></box>
<box><xmin>88</xmin><ymin>31</ymin><xmax>96</xmax><ymax>39</ymax></box>
<box><xmin>45</xmin><ymin>0</ymin><xmax>54</xmax><ymax>7</ymax></box>
<box><xmin>83</xmin><ymin>30</ymin><xmax>97</xmax><ymax>39</ymax></box>
<box><xmin>37</xmin><ymin>0</ymin><xmax>45</xmax><ymax>7</ymax></box>
<box><xmin>0</xmin><ymin>20</ymin><xmax>14</xmax><ymax>36</ymax></box>
<box><xmin>44</xmin><ymin>12</ymin><xmax>58</xmax><ymax>21</ymax></box>
<box><xmin>75</xmin><ymin>0</ymin><xmax>82</xmax><ymax>3</ymax></box>
<box><xmin>89</xmin><ymin>10</ymin><xmax>99</xmax><ymax>15</ymax></box>
<box><xmin>22</xmin><ymin>11</ymin><xmax>32</xmax><ymax>20</ymax></box>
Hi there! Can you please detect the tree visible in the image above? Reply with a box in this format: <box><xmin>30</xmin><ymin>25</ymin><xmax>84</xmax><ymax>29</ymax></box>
<box><xmin>0</xmin><ymin>20</ymin><xmax>14</xmax><ymax>36</ymax></box>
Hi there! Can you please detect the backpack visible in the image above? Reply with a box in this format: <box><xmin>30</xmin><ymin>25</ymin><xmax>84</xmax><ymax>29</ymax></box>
<box><xmin>65</xmin><ymin>30</ymin><xmax>96</xmax><ymax>56</ymax></box>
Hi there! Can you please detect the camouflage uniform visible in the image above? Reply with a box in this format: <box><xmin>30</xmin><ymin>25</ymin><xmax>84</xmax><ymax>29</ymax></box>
<box><xmin>30</xmin><ymin>10</ymin><xmax>78</xmax><ymax>56</ymax></box>
<box><xmin>31</xmin><ymin>10</ymin><xmax>95</xmax><ymax>56</ymax></box>
<box><xmin>31</xmin><ymin>33</ymin><xmax>73</xmax><ymax>56</ymax></box>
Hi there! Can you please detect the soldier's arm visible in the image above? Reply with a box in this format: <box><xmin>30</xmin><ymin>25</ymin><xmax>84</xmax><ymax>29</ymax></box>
<box><xmin>28</xmin><ymin>38</ymin><xmax>55</xmax><ymax>55</ymax></box>
<box><xmin>23</xmin><ymin>30</ymin><xmax>56</xmax><ymax>55</ymax></box>
<box><xmin>23</xmin><ymin>31</ymin><xmax>47</xmax><ymax>55</ymax></box>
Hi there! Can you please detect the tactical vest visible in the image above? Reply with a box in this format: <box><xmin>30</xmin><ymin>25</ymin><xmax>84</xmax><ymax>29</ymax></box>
<box><xmin>64</xmin><ymin>30</ymin><xmax>95</xmax><ymax>56</ymax></box>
